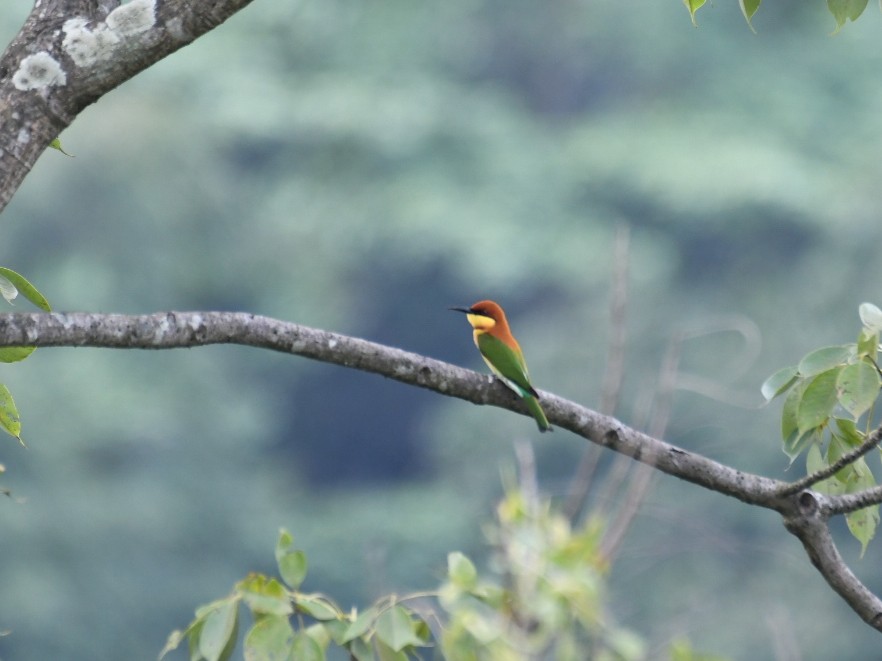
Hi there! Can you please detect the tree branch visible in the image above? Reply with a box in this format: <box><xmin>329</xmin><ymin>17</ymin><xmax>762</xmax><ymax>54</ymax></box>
<box><xmin>783</xmin><ymin>491</ymin><xmax>882</xmax><ymax>630</ymax></box>
<box><xmin>2</xmin><ymin>309</ymin><xmax>882</xmax><ymax>632</ymax></box>
<box><xmin>776</xmin><ymin>426</ymin><xmax>882</xmax><ymax>498</ymax></box>
<box><xmin>0</xmin><ymin>0</ymin><xmax>255</xmax><ymax>213</ymax></box>
<box><xmin>0</xmin><ymin>310</ymin><xmax>784</xmax><ymax>503</ymax></box>
<box><xmin>826</xmin><ymin>485</ymin><xmax>882</xmax><ymax>516</ymax></box>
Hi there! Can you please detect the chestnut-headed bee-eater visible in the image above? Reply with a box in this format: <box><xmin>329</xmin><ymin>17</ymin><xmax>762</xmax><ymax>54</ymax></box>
<box><xmin>450</xmin><ymin>300</ymin><xmax>552</xmax><ymax>432</ymax></box>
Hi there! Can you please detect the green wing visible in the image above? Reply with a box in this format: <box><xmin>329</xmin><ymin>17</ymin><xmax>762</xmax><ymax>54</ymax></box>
<box><xmin>476</xmin><ymin>333</ymin><xmax>537</xmax><ymax>398</ymax></box>
<box><xmin>477</xmin><ymin>333</ymin><xmax>551</xmax><ymax>432</ymax></box>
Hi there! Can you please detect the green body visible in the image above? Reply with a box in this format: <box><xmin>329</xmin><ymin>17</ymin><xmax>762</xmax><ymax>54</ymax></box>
<box><xmin>476</xmin><ymin>332</ymin><xmax>552</xmax><ymax>432</ymax></box>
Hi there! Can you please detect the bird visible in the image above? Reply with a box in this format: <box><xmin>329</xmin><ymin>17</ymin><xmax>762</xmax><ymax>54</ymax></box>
<box><xmin>450</xmin><ymin>299</ymin><xmax>552</xmax><ymax>432</ymax></box>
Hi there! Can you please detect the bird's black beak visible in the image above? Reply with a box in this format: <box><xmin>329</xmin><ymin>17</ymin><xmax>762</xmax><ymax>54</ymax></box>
<box><xmin>449</xmin><ymin>306</ymin><xmax>471</xmax><ymax>314</ymax></box>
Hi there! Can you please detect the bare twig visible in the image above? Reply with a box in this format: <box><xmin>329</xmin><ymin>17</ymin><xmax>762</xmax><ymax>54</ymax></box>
<box><xmin>597</xmin><ymin>328</ymin><xmax>681</xmax><ymax>560</ymax></box>
<box><xmin>564</xmin><ymin>223</ymin><xmax>630</xmax><ymax>520</ymax></box>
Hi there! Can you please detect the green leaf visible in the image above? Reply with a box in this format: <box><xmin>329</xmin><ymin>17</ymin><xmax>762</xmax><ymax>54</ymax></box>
<box><xmin>290</xmin><ymin>631</ymin><xmax>324</xmax><ymax>661</ymax></box>
<box><xmin>860</xmin><ymin>302</ymin><xmax>882</xmax><ymax>333</ymax></box>
<box><xmin>0</xmin><ymin>267</ymin><xmax>51</xmax><ymax>311</ymax></box>
<box><xmin>806</xmin><ymin>442</ymin><xmax>826</xmax><ymax>476</ymax></box>
<box><xmin>158</xmin><ymin>613</ymin><xmax>206</xmax><ymax>661</ymax></box>
<box><xmin>348</xmin><ymin>636</ymin><xmax>374</xmax><ymax>661</ymax></box>
<box><xmin>278</xmin><ymin>550</ymin><xmax>307</xmax><ymax>590</ymax></box>
<box><xmin>847</xmin><ymin>502</ymin><xmax>879</xmax><ymax>557</ymax></box>
<box><xmin>375</xmin><ymin>638</ymin><xmax>408</xmax><ymax>661</ymax></box>
<box><xmin>761</xmin><ymin>365</ymin><xmax>798</xmax><ymax>401</ymax></box>
<box><xmin>447</xmin><ymin>552</ymin><xmax>478</xmax><ymax>591</ymax></box>
<box><xmin>341</xmin><ymin>607</ymin><xmax>378</xmax><ymax>644</ymax></box>
<box><xmin>682</xmin><ymin>0</ymin><xmax>706</xmax><ymax>26</ymax></box>
<box><xmin>49</xmin><ymin>137</ymin><xmax>74</xmax><ymax>157</ymax></box>
<box><xmin>243</xmin><ymin>615</ymin><xmax>294</xmax><ymax>661</ymax></box>
<box><xmin>833</xmin><ymin>417</ymin><xmax>865</xmax><ymax>447</ymax></box>
<box><xmin>0</xmin><ymin>347</ymin><xmax>36</xmax><ymax>364</ymax></box>
<box><xmin>827</xmin><ymin>0</ymin><xmax>869</xmax><ymax>32</ymax></box>
<box><xmin>834</xmin><ymin>450</ymin><xmax>878</xmax><ymax>555</ymax></box>
<box><xmin>276</xmin><ymin>529</ymin><xmax>293</xmax><ymax>551</ymax></box>
<box><xmin>781</xmin><ymin>380</ymin><xmax>801</xmax><ymax>442</ymax></box>
<box><xmin>784</xmin><ymin>428</ymin><xmax>818</xmax><ymax>464</ymax></box>
<box><xmin>189</xmin><ymin>619</ymin><xmax>206</xmax><ymax>661</ymax></box>
<box><xmin>739</xmin><ymin>0</ymin><xmax>761</xmax><ymax>33</ymax></box>
<box><xmin>0</xmin><ymin>384</ymin><xmax>22</xmax><ymax>444</ymax></box>
<box><xmin>374</xmin><ymin>606</ymin><xmax>424</xmax><ymax>652</ymax></box>
<box><xmin>321</xmin><ymin>619</ymin><xmax>349</xmax><ymax>646</ymax></box>
<box><xmin>274</xmin><ymin>530</ymin><xmax>309</xmax><ymax>590</ymax></box>
<box><xmin>0</xmin><ymin>274</ymin><xmax>16</xmax><ymax>304</ymax></box>
<box><xmin>303</xmin><ymin>623</ymin><xmax>331</xmax><ymax>651</ymax></box>
<box><xmin>275</xmin><ymin>529</ymin><xmax>308</xmax><ymax>590</ymax></box>
<box><xmin>237</xmin><ymin>575</ymin><xmax>293</xmax><ymax>617</ymax></box>
<box><xmin>797</xmin><ymin>368</ymin><xmax>841</xmax><ymax>434</ymax></box>
<box><xmin>158</xmin><ymin>629</ymin><xmax>187</xmax><ymax>660</ymax></box>
<box><xmin>198</xmin><ymin>599</ymin><xmax>239</xmax><ymax>661</ymax></box>
<box><xmin>669</xmin><ymin>637</ymin><xmax>730</xmax><ymax>661</ymax></box>
<box><xmin>857</xmin><ymin>329</ymin><xmax>879</xmax><ymax>361</ymax></box>
<box><xmin>836</xmin><ymin>362</ymin><xmax>881</xmax><ymax>419</ymax></box>
<box><xmin>296</xmin><ymin>594</ymin><xmax>339</xmax><ymax>621</ymax></box>
<box><xmin>797</xmin><ymin>345</ymin><xmax>852</xmax><ymax>377</ymax></box>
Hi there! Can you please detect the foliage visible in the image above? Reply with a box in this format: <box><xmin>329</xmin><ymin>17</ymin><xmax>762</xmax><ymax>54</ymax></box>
<box><xmin>48</xmin><ymin>138</ymin><xmax>74</xmax><ymax>157</ymax></box>
<box><xmin>163</xmin><ymin>490</ymin><xmax>725</xmax><ymax>661</ymax></box>
<box><xmin>438</xmin><ymin>486</ymin><xmax>645</xmax><ymax>661</ymax></box>
<box><xmin>683</xmin><ymin>0</ymin><xmax>870</xmax><ymax>31</ymax></box>
<box><xmin>0</xmin><ymin>267</ymin><xmax>49</xmax><ymax>443</ymax></box>
<box><xmin>160</xmin><ymin>528</ymin><xmax>434</xmax><ymax>661</ymax></box>
<box><xmin>762</xmin><ymin>302</ymin><xmax>882</xmax><ymax>553</ymax></box>
<box><xmin>668</xmin><ymin>639</ymin><xmax>730</xmax><ymax>661</ymax></box>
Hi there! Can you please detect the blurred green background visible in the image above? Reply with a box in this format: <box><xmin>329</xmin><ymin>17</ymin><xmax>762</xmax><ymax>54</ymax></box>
<box><xmin>3</xmin><ymin>1</ymin><xmax>882</xmax><ymax>659</ymax></box>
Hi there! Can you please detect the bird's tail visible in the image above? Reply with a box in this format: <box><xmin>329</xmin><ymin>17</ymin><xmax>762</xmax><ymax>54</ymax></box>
<box><xmin>524</xmin><ymin>395</ymin><xmax>552</xmax><ymax>433</ymax></box>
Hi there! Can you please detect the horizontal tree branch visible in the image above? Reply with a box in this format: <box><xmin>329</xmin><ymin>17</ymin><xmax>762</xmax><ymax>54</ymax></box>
<box><xmin>0</xmin><ymin>310</ymin><xmax>785</xmax><ymax>502</ymax></box>
<box><xmin>1</xmin><ymin>310</ymin><xmax>881</xmax><ymax>632</ymax></box>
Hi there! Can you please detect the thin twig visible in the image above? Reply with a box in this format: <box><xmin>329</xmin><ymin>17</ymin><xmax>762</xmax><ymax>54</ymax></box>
<box><xmin>563</xmin><ymin>223</ymin><xmax>630</xmax><ymax>521</ymax></box>
<box><xmin>598</xmin><ymin>330</ymin><xmax>681</xmax><ymax>560</ymax></box>
<box><xmin>777</xmin><ymin>426</ymin><xmax>882</xmax><ymax>498</ymax></box>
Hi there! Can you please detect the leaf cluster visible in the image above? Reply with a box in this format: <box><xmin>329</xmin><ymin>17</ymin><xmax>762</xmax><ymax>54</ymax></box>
<box><xmin>683</xmin><ymin>0</ymin><xmax>871</xmax><ymax>32</ymax></box>
<box><xmin>159</xmin><ymin>529</ymin><xmax>433</xmax><ymax>661</ymax></box>
<box><xmin>0</xmin><ymin>267</ymin><xmax>50</xmax><ymax>444</ymax></box>
<box><xmin>161</xmin><ymin>492</ymin><xmax>726</xmax><ymax>661</ymax></box>
<box><xmin>437</xmin><ymin>487</ymin><xmax>644</xmax><ymax>661</ymax></box>
<box><xmin>762</xmin><ymin>303</ymin><xmax>882</xmax><ymax>553</ymax></box>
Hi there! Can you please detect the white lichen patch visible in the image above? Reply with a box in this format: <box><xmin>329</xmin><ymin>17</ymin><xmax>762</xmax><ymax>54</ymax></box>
<box><xmin>17</xmin><ymin>128</ymin><xmax>30</xmax><ymax>144</ymax></box>
<box><xmin>12</xmin><ymin>52</ymin><xmax>66</xmax><ymax>90</ymax></box>
<box><xmin>63</xmin><ymin>0</ymin><xmax>156</xmax><ymax>68</ymax></box>
<box><xmin>165</xmin><ymin>16</ymin><xmax>185</xmax><ymax>41</ymax></box>
<box><xmin>62</xmin><ymin>17</ymin><xmax>120</xmax><ymax>67</ymax></box>
<box><xmin>106</xmin><ymin>0</ymin><xmax>156</xmax><ymax>37</ymax></box>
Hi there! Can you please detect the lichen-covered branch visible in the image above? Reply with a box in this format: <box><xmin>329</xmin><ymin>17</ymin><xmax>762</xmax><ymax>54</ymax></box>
<box><xmin>0</xmin><ymin>0</ymin><xmax>255</xmax><ymax>213</ymax></box>
<box><xmin>2</xmin><ymin>309</ymin><xmax>882</xmax><ymax>633</ymax></box>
